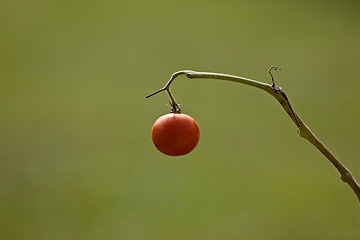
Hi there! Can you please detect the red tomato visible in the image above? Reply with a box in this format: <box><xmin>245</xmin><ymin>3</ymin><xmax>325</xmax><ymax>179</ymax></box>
<box><xmin>151</xmin><ymin>113</ymin><xmax>200</xmax><ymax>156</ymax></box>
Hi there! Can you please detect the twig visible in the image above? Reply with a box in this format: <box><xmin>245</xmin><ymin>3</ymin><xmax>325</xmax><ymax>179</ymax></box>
<box><xmin>146</xmin><ymin>69</ymin><xmax>360</xmax><ymax>202</ymax></box>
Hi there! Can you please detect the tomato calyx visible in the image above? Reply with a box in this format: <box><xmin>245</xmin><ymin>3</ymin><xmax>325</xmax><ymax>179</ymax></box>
<box><xmin>169</xmin><ymin>101</ymin><xmax>181</xmax><ymax>114</ymax></box>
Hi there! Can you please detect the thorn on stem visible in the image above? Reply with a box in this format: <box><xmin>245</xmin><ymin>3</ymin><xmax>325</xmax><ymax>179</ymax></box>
<box><xmin>268</xmin><ymin>66</ymin><xmax>281</xmax><ymax>88</ymax></box>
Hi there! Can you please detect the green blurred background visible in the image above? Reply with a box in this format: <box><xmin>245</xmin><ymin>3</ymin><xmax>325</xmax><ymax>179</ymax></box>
<box><xmin>1</xmin><ymin>0</ymin><xmax>360</xmax><ymax>239</ymax></box>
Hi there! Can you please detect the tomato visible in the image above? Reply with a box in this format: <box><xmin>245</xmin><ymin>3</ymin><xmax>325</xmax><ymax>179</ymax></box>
<box><xmin>151</xmin><ymin>113</ymin><xmax>200</xmax><ymax>156</ymax></box>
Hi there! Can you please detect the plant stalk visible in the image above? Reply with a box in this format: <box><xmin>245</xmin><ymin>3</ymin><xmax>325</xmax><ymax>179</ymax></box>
<box><xmin>146</xmin><ymin>70</ymin><xmax>360</xmax><ymax>202</ymax></box>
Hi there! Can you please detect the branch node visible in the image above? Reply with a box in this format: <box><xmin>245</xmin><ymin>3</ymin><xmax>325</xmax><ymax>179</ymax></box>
<box><xmin>341</xmin><ymin>171</ymin><xmax>352</xmax><ymax>183</ymax></box>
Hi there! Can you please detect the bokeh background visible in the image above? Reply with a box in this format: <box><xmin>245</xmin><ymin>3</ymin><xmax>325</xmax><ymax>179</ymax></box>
<box><xmin>1</xmin><ymin>0</ymin><xmax>360</xmax><ymax>239</ymax></box>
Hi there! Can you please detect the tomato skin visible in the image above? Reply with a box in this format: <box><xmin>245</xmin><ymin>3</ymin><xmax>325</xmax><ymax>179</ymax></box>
<box><xmin>151</xmin><ymin>113</ymin><xmax>200</xmax><ymax>156</ymax></box>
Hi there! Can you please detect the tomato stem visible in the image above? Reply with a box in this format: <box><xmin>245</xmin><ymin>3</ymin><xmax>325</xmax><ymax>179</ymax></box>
<box><xmin>146</xmin><ymin>71</ymin><xmax>192</xmax><ymax>113</ymax></box>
